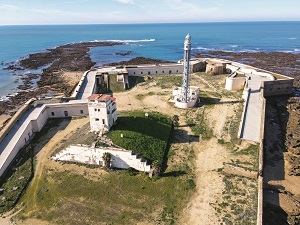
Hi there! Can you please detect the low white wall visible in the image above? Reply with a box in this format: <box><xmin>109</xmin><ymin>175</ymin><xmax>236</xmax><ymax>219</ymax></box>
<box><xmin>71</xmin><ymin>71</ymin><xmax>89</xmax><ymax>99</ymax></box>
<box><xmin>127</xmin><ymin>65</ymin><xmax>183</xmax><ymax>76</ymax></box>
<box><xmin>238</xmin><ymin>88</ymin><xmax>251</xmax><ymax>139</ymax></box>
<box><xmin>225</xmin><ymin>77</ymin><xmax>246</xmax><ymax>91</ymax></box>
<box><xmin>47</xmin><ymin>104</ymin><xmax>88</xmax><ymax>118</ymax></box>
<box><xmin>175</xmin><ymin>99</ymin><xmax>197</xmax><ymax>108</ymax></box>
<box><xmin>52</xmin><ymin>145</ymin><xmax>151</xmax><ymax>172</ymax></box>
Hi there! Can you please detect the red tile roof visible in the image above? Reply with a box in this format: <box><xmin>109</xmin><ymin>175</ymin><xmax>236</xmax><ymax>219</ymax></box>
<box><xmin>88</xmin><ymin>94</ymin><xmax>116</xmax><ymax>102</ymax></box>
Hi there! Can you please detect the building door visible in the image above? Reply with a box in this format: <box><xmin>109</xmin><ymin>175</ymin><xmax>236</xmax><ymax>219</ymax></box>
<box><xmin>64</xmin><ymin>111</ymin><xmax>68</xmax><ymax>117</ymax></box>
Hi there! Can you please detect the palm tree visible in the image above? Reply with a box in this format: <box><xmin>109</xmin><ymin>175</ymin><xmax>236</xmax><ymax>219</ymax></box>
<box><xmin>151</xmin><ymin>160</ymin><xmax>162</xmax><ymax>176</ymax></box>
<box><xmin>102</xmin><ymin>152</ymin><xmax>111</xmax><ymax>169</ymax></box>
<box><xmin>172</xmin><ymin>115</ymin><xmax>179</xmax><ymax>128</ymax></box>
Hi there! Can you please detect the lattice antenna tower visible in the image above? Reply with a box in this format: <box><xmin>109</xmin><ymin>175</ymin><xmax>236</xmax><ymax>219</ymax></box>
<box><xmin>180</xmin><ymin>33</ymin><xmax>191</xmax><ymax>103</ymax></box>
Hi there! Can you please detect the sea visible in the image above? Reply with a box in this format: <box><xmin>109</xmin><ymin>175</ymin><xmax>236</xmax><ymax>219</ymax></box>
<box><xmin>0</xmin><ymin>21</ymin><xmax>300</xmax><ymax>100</ymax></box>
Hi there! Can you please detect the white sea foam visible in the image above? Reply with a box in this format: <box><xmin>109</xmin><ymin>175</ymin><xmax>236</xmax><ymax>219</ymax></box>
<box><xmin>192</xmin><ymin>46</ymin><xmax>215</xmax><ymax>51</ymax></box>
<box><xmin>294</xmin><ymin>48</ymin><xmax>300</xmax><ymax>52</ymax></box>
<box><xmin>230</xmin><ymin>45</ymin><xmax>240</xmax><ymax>48</ymax></box>
<box><xmin>0</xmin><ymin>96</ymin><xmax>10</xmax><ymax>102</ymax></box>
<box><xmin>90</xmin><ymin>39</ymin><xmax>156</xmax><ymax>43</ymax></box>
<box><xmin>289</xmin><ymin>37</ymin><xmax>297</xmax><ymax>40</ymax></box>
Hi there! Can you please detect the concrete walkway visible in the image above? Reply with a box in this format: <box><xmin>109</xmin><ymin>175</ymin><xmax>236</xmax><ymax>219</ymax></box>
<box><xmin>240</xmin><ymin>75</ymin><xmax>270</xmax><ymax>142</ymax></box>
<box><xmin>76</xmin><ymin>70</ymin><xmax>97</xmax><ymax>100</ymax></box>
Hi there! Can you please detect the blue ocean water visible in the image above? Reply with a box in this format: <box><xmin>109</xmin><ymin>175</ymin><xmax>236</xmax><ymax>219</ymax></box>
<box><xmin>0</xmin><ymin>22</ymin><xmax>300</xmax><ymax>98</ymax></box>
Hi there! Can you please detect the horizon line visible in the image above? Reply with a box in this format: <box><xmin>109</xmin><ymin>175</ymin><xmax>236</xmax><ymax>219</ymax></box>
<box><xmin>1</xmin><ymin>20</ymin><xmax>300</xmax><ymax>26</ymax></box>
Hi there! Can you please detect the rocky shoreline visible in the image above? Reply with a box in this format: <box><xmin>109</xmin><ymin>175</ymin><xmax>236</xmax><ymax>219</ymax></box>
<box><xmin>0</xmin><ymin>41</ymin><xmax>123</xmax><ymax>115</ymax></box>
<box><xmin>1</xmin><ymin>47</ymin><xmax>299</xmax><ymax>116</ymax></box>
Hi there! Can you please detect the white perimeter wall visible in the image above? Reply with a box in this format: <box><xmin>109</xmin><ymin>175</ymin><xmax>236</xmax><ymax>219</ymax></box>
<box><xmin>0</xmin><ymin>102</ymin><xmax>88</xmax><ymax>178</ymax></box>
<box><xmin>127</xmin><ymin>65</ymin><xmax>183</xmax><ymax>76</ymax></box>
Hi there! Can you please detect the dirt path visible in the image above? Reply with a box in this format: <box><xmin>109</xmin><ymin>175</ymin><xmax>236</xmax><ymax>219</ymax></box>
<box><xmin>179</xmin><ymin>139</ymin><xmax>229</xmax><ymax>224</ymax></box>
<box><xmin>23</xmin><ymin>117</ymin><xmax>90</xmax><ymax>218</ymax></box>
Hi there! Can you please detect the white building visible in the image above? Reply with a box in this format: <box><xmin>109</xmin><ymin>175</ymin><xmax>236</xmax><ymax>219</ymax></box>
<box><xmin>88</xmin><ymin>94</ymin><xmax>117</xmax><ymax>132</ymax></box>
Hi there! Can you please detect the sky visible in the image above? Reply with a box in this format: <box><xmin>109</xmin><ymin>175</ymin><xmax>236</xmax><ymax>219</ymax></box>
<box><xmin>0</xmin><ymin>0</ymin><xmax>300</xmax><ymax>25</ymax></box>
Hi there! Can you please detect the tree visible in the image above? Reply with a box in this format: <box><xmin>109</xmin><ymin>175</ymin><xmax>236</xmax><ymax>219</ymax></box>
<box><xmin>102</xmin><ymin>152</ymin><xmax>111</xmax><ymax>169</ymax></box>
<box><xmin>151</xmin><ymin>160</ymin><xmax>162</xmax><ymax>176</ymax></box>
<box><xmin>172</xmin><ymin>115</ymin><xmax>179</xmax><ymax>128</ymax></box>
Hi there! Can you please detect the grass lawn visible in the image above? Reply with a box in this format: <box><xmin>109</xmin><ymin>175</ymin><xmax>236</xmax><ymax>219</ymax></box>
<box><xmin>15</xmin><ymin>116</ymin><xmax>194</xmax><ymax>225</ymax></box>
<box><xmin>108</xmin><ymin>111</ymin><xmax>172</xmax><ymax>164</ymax></box>
<box><xmin>18</xmin><ymin>169</ymin><xmax>193</xmax><ymax>225</ymax></box>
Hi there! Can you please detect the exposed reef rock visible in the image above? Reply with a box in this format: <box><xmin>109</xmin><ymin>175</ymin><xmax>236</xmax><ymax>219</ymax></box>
<box><xmin>116</xmin><ymin>51</ymin><xmax>132</xmax><ymax>56</ymax></box>
<box><xmin>104</xmin><ymin>57</ymin><xmax>174</xmax><ymax>66</ymax></box>
<box><xmin>20</xmin><ymin>42</ymin><xmax>122</xmax><ymax>70</ymax></box>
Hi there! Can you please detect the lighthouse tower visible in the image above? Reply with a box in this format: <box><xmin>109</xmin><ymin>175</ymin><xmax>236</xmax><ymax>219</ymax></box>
<box><xmin>171</xmin><ymin>34</ymin><xmax>199</xmax><ymax>109</ymax></box>
<box><xmin>180</xmin><ymin>33</ymin><xmax>192</xmax><ymax>103</ymax></box>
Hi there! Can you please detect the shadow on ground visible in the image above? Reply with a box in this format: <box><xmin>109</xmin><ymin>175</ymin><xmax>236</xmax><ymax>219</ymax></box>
<box><xmin>263</xmin><ymin>97</ymin><xmax>288</xmax><ymax>225</ymax></box>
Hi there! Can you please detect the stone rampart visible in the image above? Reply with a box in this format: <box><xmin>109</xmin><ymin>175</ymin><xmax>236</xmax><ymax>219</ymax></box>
<box><xmin>70</xmin><ymin>70</ymin><xmax>89</xmax><ymax>99</ymax></box>
<box><xmin>256</xmin><ymin>89</ymin><xmax>266</xmax><ymax>225</ymax></box>
<box><xmin>263</xmin><ymin>79</ymin><xmax>294</xmax><ymax>97</ymax></box>
<box><xmin>0</xmin><ymin>98</ymin><xmax>35</xmax><ymax>143</ymax></box>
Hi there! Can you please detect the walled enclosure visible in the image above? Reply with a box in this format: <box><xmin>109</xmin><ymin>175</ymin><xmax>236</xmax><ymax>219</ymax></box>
<box><xmin>0</xmin><ymin>102</ymin><xmax>88</xmax><ymax>178</ymax></box>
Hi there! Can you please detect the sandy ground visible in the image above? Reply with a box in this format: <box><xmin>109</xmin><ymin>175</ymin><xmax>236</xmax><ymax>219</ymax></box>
<box><xmin>0</xmin><ymin>114</ymin><xmax>11</xmax><ymax>128</ymax></box>
<box><xmin>59</xmin><ymin>71</ymin><xmax>84</xmax><ymax>88</ymax></box>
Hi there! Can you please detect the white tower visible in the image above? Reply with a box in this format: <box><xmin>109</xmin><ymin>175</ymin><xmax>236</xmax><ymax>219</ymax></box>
<box><xmin>180</xmin><ymin>33</ymin><xmax>192</xmax><ymax>103</ymax></box>
<box><xmin>88</xmin><ymin>94</ymin><xmax>117</xmax><ymax>132</ymax></box>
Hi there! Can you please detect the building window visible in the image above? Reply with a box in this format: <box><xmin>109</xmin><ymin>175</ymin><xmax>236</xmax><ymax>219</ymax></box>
<box><xmin>98</xmin><ymin>109</ymin><xmax>100</xmax><ymax>112</ymax></box>
<box><xmin>148</xmin><ymin>71</ymin><xmax>150</xmax><ymax>75</ymax></box>
<box><xmin>177</xmin><ymin>70</ymin><xmax>178</xmax><ymax>72</ymax></box>
<box><xmin>141</xmin><ymin>72</ymin><xmax>143</xmax><ymax>74</ymax></box>
<box><xmin>162</xmin><ymin>71</ymin><xmax>164</xmax><ymax>73</ymax></box>
<box><xmin>102</xmin><ymin>119</ymin><xmax>105</xmax><ymax>124</ymax></box>
<box><xmin>134</xmin><ymin>72</ymin><xmax>135</xmax><ymax>75</ymax></box>
<box><xmin>169</xmin><ymin>70</ymin><xmax>172</xmax><ymax>74</ymax></box>
<box><xmin>80</xmin><ymin>110</ymin><xmax>83</xmax><ymax>114</ymax></box>
<box><xmin>95</xmin><ymin>118</ymin><xmax>99</xmax><ymax>121</ymax></box>
<box><xmin>156</xmin><ymin>71</ymin><xmax>157</xmax><ymax>74</ymax></box>
<box><xmin>51</xmin><ymin>112</ymin><xmax>55</xmax><ymax>116</ymax></box>
<box><xmin>94</xmin><ymin>108</ymin><xmax>97</xmax><ymax>111</ymax></box>
<box><xmin>64</xmin><ymin>111</ymin><xmax>68</xmax><ymax>117</ymax></box>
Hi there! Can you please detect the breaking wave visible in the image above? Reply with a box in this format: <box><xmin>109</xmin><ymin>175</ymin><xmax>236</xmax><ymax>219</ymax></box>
<box><xmin>90</xmin><ymin>39</ymin><xmax>156</xmax><ymax>44</ymax></box>
<box><xmin>192</xmin><ymin>46</ymin><xmax>215</xmax><ymax>51</ymax></box>
<box><xmin>0</xmin><ymin>96</ymin><xmax>10</xmax><ymax>102</ymax></box>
